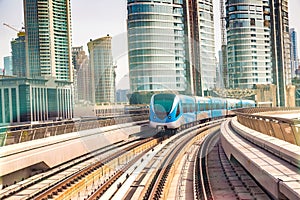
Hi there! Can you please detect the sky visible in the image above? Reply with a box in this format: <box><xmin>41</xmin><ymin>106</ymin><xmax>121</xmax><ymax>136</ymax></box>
<box><xmin>0</xmin><ymin>0</ymin><xmax>300</xmax><ymax>88</ymax></box>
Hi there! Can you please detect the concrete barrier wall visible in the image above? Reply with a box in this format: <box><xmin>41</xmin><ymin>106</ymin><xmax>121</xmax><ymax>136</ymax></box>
<box><xmin>0</xmin><ymin>122</ymin><xmax>152</xmax><ymax>186</ymax></box>
<box><xmin>221</xmin><ymin>119</ymin><xmax>300</xmax><ymax>199</ymax></box>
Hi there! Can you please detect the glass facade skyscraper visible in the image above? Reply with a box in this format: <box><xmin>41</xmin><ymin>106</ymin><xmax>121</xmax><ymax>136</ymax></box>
<box><xmin>72</xmin><ymin>47</ymin><xmax>92</xmax><ymax>103</ymax></box>
<box><xmin>88</xmin><ymin>36</ymin><xmax>115</xmax><ymax>104</ymax></box>
<box><xmin>24</xmin><ymin>0</ymin><xmax>72</xmax><ymax>82</ymax></box>
<box><xmin>127</xmin><ymin>0</ymin><xmax>217</xmax><ymax>102</ymax></box>
<box><xmin>3</xmin><ymin>56</ymin><xmax>13</xmax><ymax>76</ymax></box>
<box><xmin>270</xmin><ymin>0</ymin><xmax>291</xmax><ymax>106</ymax></box>
<box><xmin>127</xmin><ymin>0</ymin><xmax>188</xmax><ymax>94</ymax></box>
<box><xmin>197</xmin><ymin>0</ymin><xmax>216</xmax><ymax>95</ymax></box>
<box><xmin>226</xmin><ymin>0</ymin><xmax>272</xmax><ymax>89</ymax></box>
<box><xmin>289</xmin><ymin>28</ymin><xmax>298</xmax><ymax>79</ymax></box>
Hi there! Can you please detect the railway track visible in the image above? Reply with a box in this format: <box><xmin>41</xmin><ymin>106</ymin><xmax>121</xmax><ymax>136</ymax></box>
<box><xmin>0</xmin><ymin>140</ymin><xmax>126</xmax><ymax>199</ymax></box>
<box><xmin>142</xmin><ymin>132</ymin><xmax>193</xmax><ymax>199</ymax></box>
<box><xmin>194</xmin><ymin>130</ymin><xmax>272</xmax><ymax>200</ymax></box>
<box><xmin>86</xmin><ymin>147</ymin><xmax>149</xmax><ymax>200</ymax></box>
<box><xmin>3</xmin><ymin>118</ymin><xmax>272</xmax><ymax>200</ymax></box>
<box><xmin>120</xmin><ymin>120</ymin><xmax>224</xmax><ymax>200</ymax></box>
<box><xmin>33</xmin><ymin>138</ymin><xmax>158</xmax><ymax>200</ymax></box>
<box><xmin>1</xmin><ymin>137</ymin><xmax>157</xmax><ymax>200</ymax></box>
<box><xmin>121</xmin><ymin>120</ymin><xmax>271</xmax><ymax>200</ymax></box>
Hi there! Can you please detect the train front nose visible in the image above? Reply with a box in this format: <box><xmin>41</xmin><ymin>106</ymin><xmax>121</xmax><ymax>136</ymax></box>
<box><xmin>152</xmin><ymin>104</ymin><xmax>168</xmax><ymax>120</ymax></box>
<box><xmin>151</xmin><ymin>93</ymin><xmax>176</xmax><ymax>125</ymax></box>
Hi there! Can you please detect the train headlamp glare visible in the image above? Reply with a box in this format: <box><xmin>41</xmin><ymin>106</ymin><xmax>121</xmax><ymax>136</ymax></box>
<box><xmin>168</xmin><ymin>116</ymin><xmax>171</xmax><ymax>119</ymax></box>
<box><xmin>154</xmin><ymin>116</ymin><xmax>156</xmax><ymax>119</ymax></box>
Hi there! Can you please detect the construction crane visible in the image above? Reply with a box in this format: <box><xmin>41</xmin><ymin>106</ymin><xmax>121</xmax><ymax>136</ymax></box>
<box><xmin>3</xmin><ymin>23</ymin><xmax>19</xmax><ymax>32</ymax></box>
<box><xmin>3</xmin><ymin>23</ymin><xmax>25</xmax><ymax>37</ymax></box>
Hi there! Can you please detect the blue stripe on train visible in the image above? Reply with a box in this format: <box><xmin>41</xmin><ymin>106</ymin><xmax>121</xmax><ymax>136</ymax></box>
<box><xmin>211</xmin><ymin>109</ymin><xmax>226</xmax><ymax>118</ymax></box>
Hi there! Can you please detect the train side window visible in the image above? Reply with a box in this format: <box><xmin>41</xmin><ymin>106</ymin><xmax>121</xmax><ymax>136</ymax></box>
<box><xmin>190</xmin><ymin>103</ymin><xmax>194</xmax><ymax>112</ymax></box>
<box><xmin>183</xmin><ymin>104</ymin><xmax>187</xmax><ymax>113</ymax></box>
<box><xmin>176</xmin><ymin>105</ymin><xmax>180</xmax><ymax>117</ymax></box>
<box><xmin>199</xmin><ymin>103</ymin><xmax>203</xmax><ymax>111</ymax></box>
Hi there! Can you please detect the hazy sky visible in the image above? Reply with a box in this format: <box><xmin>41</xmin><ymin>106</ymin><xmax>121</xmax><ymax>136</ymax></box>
<box><xmin>0</xmin><ymin>0</ymin><xmax>300</xmax><ymax>88</ymax></box>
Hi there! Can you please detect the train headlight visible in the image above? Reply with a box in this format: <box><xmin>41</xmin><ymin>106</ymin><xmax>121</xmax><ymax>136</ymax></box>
<box><xmin>154</xmin><ymin>116</ymin><xmax>156</xmax><ymax>119</ymax></box>
<box><xmin>168</xmin><ymin>116</ymin><xmax>171</xmax><ymax>119</ymax></box>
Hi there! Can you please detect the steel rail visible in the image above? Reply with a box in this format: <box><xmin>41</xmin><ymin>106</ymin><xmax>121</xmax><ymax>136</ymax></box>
<box><xmin>28</xmin><ymin>138</ymin><xmax>153</xmax><ymax>200</ymax></box>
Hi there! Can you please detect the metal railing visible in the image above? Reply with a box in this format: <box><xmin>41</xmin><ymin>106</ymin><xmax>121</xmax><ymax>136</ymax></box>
<box><xmin>234</xmin><ymin>108</ymin><xmax>300</xmax><ymax>146</ymax></box>
<box><xmin>0</xmin><ymin>114</ymin><xmax>148</xmax><ymax>147</ymax></box>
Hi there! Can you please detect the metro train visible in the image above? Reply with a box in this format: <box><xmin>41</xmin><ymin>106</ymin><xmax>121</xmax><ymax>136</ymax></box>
<box><xmin>149</xmin><ymin>93</ymin><xmax>255</xmax><ymax>130</ymax></box>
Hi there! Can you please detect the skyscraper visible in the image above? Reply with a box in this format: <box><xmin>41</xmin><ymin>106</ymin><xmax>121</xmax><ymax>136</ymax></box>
<box><xmin>290</xmin><ymin>28</ymin><xmax>298</xmax><ymax>79</ymax></box>
<box><xmin>24</xmin><ymin>0</ymin><xmax>73</xmax><ymax>82</ymax></box>
<box><xmin>127</xmin><ymin>0</ymin><xmax>216</xmax><ymax>103</ymax></box>
<box><xmin>11</xmin><ymin>32</ymin><xmax>26</xmax><ymax>77</ymax></box>
<box><xmin>88</xmin><ymin>36</ymin><xmax>115</xmax><ymax>104</ymax></box>
<box><xmin>3</xmin><ymin>56</ymin><xmax>12</xmax><ymax>76</ymax></box>
<box><xmin>0</xmin><ymin>0</ymin><xmax>75</xmax><ymax>124</ymax></box>
<box><xmin>225</xmin><ymin>0</ymin><xmax>272</xmax><ymax>89</ymax></box>
<box><xmin>191</xmin><ymin>0</ymin><xmax>216</xmax><ymax>96</ymax></box>
<box><xmin>270</xmin><ymin>0</ymin><xmax>291</xmax><ymax>106</ymax></box>
<box><xmin>127</xmin><ymin>0</ymin><xmax>188</xmax><ymax>99</ymax></box>
<box><xmin>72</xmin><ymin>47</ymin><xmax>92</xmax><ymax>103</ymax></box>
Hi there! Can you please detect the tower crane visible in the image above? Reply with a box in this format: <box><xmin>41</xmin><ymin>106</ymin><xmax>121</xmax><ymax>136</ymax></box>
<box><xmin>3</xmin><ymin>23</ymin><xmax>19</xmax><ymax>32</ymax></box>
<box><xmin>3</xmin><ymin>23</ymin><xmax>25</xmax><ymax>36</ymax></box>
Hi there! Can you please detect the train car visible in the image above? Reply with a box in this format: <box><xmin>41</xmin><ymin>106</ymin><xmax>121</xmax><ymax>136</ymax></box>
<box><xmin>149</xmin><ymin>93</ymin><xmax>195</xmax><ymax>130</ymax></box>
<box><xmin>226</xmin><ymin>98</ymin><xmax>242</xmax><ymax>116</ymax></box>
<box><xmin>195</xmin><ymin>96</ymin><xmax>211</xmax><ymax>122</ymax></box>
<box><xmin>149</xmin><ymin>93</ymin><xmax>255</xmax><ymax>131</ymax></box>
<box><xmin>210</xmin><ymin>97</ymin><xmax>227</xmax><ymax>118</ymax></box>
<box><xmin>241</xmin><ymin>99</ymin><xmax>256</xmax><ymax>108</ymax></box>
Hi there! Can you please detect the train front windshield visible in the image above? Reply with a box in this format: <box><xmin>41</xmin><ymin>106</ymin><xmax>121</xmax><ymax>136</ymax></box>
<box><xmin>153</xmin><ymin>94</ymin><xmax>175</xmax><ymax>118</ymax></box>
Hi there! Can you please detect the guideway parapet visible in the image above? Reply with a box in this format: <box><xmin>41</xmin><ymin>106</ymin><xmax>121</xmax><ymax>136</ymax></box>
<box><xmin>234</xmin><ymin>107</ymin><xmax>300</xmax><ymax>146</ymax></box>
<box><xmin>221</xmin><ymin>109</ymin><xmax>300</xmax><ymax>199</ymax></box>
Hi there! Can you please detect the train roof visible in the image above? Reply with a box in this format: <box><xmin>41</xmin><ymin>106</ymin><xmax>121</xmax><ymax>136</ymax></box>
<box><xmin>226</xmin><ymin>98</ymin><xmax>242</xmax><ymax>103</ymax></box>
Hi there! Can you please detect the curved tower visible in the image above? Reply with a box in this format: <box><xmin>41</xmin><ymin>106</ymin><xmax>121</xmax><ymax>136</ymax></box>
<box><xmin>198</xmin><ymin>0</ymin><xmax>216</xmax><ymax>95</ymax></box>
<box><xmin>226</xmin><ymin>0</ymin><xmax>272</xmax><ymax>89</ymax></box>
<box><xmin>127</xmin><ymin>0</ymin><xmax>188</xmax><ymax>96</ymax></box>
<box><xmin>88</xmin><ymin>36</ymin><xmax>115</xmax><ymax>104</ymax></box>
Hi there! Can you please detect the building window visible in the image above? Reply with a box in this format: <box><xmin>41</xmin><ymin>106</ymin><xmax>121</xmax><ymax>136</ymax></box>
<box><xmin>250</xmin><ymin>18</ymin><xmax>255</xmax><ymax>26</ymax></box>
